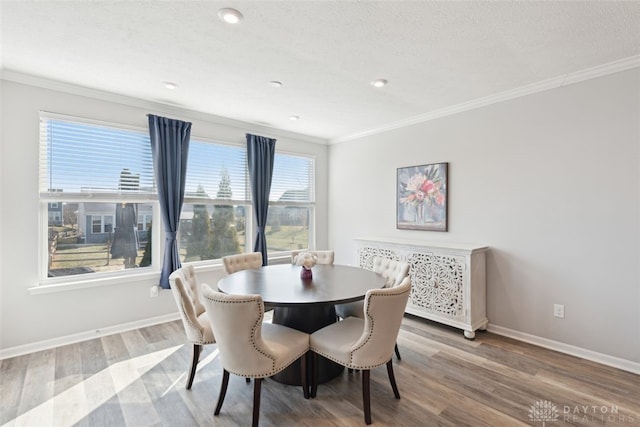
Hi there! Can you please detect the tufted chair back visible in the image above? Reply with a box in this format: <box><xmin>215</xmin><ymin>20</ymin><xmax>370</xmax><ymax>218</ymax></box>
<box><xmin>222</xmin><ymin>252</ymin><xmax>263</xmax><ymax>274</ymax></box>
<box><xmin>372</xmin><ymin>257</ymin><xmax>410</xmax><ymax>288</ymax></box>
<box><xmin>168</xmin><ymin>265</ymin><xmax>216</xmax><ymax>389</ymax></box>
<box><xmin>351</xmin><ymin>276</ymin><xmax>411</xmax><ymax>367</ymax></box>
<box><xmin>200</xmin><ymin>284</ymin><xmax>310</xmax><ymax>425</ymax></box>
<box><xmin>309</xmin><ymin>276</ymin><xmax>411</xmax><ymax>424</ymax></box>
<box><xmin>291</xmin><ymin>250</ymin><xmax>335</xmax><ymax>265</ymax></box>
<box><xmin>201</xmin><ymin>287</ymin><xmax>276</xmax><ymax>376</ymax></box>
<box><xmin>334</xmin><ymin>257</ymin><xmax>409</xmax><ymax>348</ymax></box>
<box><xmin>169</xmin><ymin>265</ymin><xmax>212</xmax><ymax>344</ymax></box>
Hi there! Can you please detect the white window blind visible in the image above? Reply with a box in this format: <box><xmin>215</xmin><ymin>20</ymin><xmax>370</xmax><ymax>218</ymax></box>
<box><xmin>39</xmin><ymin>113</ymin><xmax>155</xmax><ymax>200</ymax></box>
<box><xmin>270</xmin><ymin>153</ymin><xmax>315</xmax><ymax>203</ymax></box>
<box><xmin>184</xmin><ymin>140</ymin><xmax>248</xmax><ymax>201</ymax></box>
<box><xmin>184</xmin><ymin>142</ymin><xmax>315</xmax><ymax>205</ymax></box>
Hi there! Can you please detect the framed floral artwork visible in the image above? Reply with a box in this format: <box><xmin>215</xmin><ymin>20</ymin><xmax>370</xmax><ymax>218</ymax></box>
<box><xmin>397</xmin><ymin>162</ymin><xmax>448</xmax><ymax>231</ymax></box>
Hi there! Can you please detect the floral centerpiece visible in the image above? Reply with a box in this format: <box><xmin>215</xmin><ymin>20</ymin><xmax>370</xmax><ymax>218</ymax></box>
<box><xmin>294</xmin><ymin>251</ymin><xmax>317</xmax><ymax>279</ymax></box>
<box><xmin>294</xmin><ymin>251</ymin><xmax>317</xmax><ymax>269</ymax></box>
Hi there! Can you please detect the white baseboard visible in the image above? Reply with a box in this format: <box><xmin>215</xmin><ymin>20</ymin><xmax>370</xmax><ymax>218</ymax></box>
<box><xmin>0</xmin><ymin>312</ymin><xmax>181</xmax><ymax>360</ymax></box>
<box><xmin>3</xmin><ymin>315</ymin><xmax>638</xmax><ymax>377</ymax></box>
<box><xmin>488</xmin><ymin>324</ymin><xmax>640</xmax><ymax>375</ymax></box>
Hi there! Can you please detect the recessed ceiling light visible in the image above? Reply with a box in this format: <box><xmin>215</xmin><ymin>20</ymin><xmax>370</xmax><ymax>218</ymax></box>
<box><xmin>371</xmin><ymin>79</ymin><xmax>388</xmax><ymax>88</ymax></box>
<box><xmin>289</xmin><ymin>115</ymin><xmax>300</xmax><ymax>121</ymax></box>
<box><xmin>269</xmin><ymin>81</ymin><xmax>283</xmax><ymax>88</ymax></box>
<box><xmin>218</xmin><ymin>8</ymin><xmax>243</xmax><ymax>24</ymax></box>
<box><xmin>163</xmin><ymin>81</ymin><xmax>178</xmax><ymax>90</ymax></box>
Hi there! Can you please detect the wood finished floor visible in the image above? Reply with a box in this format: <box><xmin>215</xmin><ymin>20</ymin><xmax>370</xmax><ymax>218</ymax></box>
<box><xmin>1</xmin><ymin>315</ymin><xmax>639</xmax><ymax>427</ymax></box>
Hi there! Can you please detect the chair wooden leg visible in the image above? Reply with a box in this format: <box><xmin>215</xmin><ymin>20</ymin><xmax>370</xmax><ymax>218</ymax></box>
<box><xmin>301</xmin><ymin>353</ymin><xmax>309</xmax><ymax>399</ymax></box>
<box><xmin>214</xmin><ymin>369</ymin><xmax>230</xmax><ymax>416</ymax></box>
<box><xmin>252</xmin><ymin>378</ymin><xmax>262</xmax><ymax>427</ymax></box>
<box><xmin>362</xmin><ymin>369</ymin><xmax>372</xmax><ymax>425</ymax></box>
<box><xmin>186</xmin><ymin>344</ymin><xmax>201</xmax><ymax>390</ymax></box>
<box><xmin>310</xmin><ymin>352</ymin><xmax>318</xmax><ymax>398</ymax></box>
<box><xmin>394</xmin><ymin>342</ymin><xmax>402</xmax><ymax>360</ymax></box>
<box><xmin>386</xmin><ymin>360</ymin><xmax>400</xmax><ymax>399</ymax></box>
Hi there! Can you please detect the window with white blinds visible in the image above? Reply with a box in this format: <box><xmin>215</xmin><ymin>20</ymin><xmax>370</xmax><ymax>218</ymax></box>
<box><xmin>184</xmin><ymin>140</ymin><xmax>248</xmax><ymax>201</ymax></box>
<box><xmin>183</xmin><ymin>142</ymin><xmax>315</xmax><ymax>204</ymax></box>
<box><xmin>38</xmin><ymin>111</ymin><xmax>316</xmax><ymax>282</ymax></box>
<box><xmin>270</xmin><ymin>153</ymin><xmax>315</xmax><ymax>204</ymax></box>
<box><xmin>39</xmin><ymin>113</ymin><xmax>155</xmax><ymax>200</ymax></box>
<box><xmin>180</xmin><ymin>142</ymin><xmax>316</xmax><ymax>260</ymax></box>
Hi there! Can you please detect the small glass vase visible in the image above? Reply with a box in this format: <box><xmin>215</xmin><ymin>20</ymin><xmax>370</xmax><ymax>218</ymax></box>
<box><xmin>300</xmin><ymin>266</ymin><xmax>313</xmax><ymax>280</ymax></box>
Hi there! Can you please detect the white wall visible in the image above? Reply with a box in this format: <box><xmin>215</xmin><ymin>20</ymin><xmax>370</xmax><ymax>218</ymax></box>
<box><xmin>2</xmin><ymin>70</ymin><xmax>638</xmax><ymax>368</ymax></box>
<box><xmin>0</xmin><ymin>78</ymin><xmax>329</xmax><ymax>353</ymax></box>
<box><xmin>328</xmin><ymin>69</ymin><xmax>640</xmax><ymax>364</ymax></box>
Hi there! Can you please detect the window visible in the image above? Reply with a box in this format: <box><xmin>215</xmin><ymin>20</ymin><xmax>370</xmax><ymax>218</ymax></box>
<box><xmin>89</xmin><ymin>215</ymin><xmax>113</xmax><ymax>234</ymax></box>
<box><xmin>179</xmin><ymin>141</ymin><xmax>250</xmax><ymax>262</ymax></box>
<box><xmin>40</xmin><ymin>113</ymin><xmax>155</xmax><ymax>279</ymax></box>
<box><xmin>179</xmin><ymin>141</ymin><xmax>315</xmax><ymax>262</ymax></box>
<box><xmin>266</xmin><ymin>153</ymin><xmax>315</xmax><ymax>253</ymax></box>
<box><xmin>48</xmin><ymin>211</ymin><xmax>61</xmax><ymax>223</ymax></box>
<box><xmin>137</xmin><ymin>213</ymin><xmax>152</xmax><ymax>231</ymax></box>
<box><xmin>39</xmin><ymin>112</ymin><xmax>316</xmax><ymax>282</ymax></box>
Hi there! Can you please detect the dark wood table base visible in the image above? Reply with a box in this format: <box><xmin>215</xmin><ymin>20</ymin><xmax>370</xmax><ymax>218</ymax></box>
<box><xmin>271</xmin><ymin>305</ymin><xmax>343</xmax><ymax>385</ymax></box>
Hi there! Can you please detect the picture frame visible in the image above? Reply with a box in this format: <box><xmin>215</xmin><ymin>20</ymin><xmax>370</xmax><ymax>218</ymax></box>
<box><xmin>397</xmin><ymin>162</ymin><xmax>448</xmax><ymax>231</ymax></box>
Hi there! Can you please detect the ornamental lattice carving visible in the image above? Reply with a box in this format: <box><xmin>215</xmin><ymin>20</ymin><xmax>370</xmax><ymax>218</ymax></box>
<box><xmin>358</xmin><ymin>245</ymin><xmax>465</xmax><ymax>319</ymax></box>
<box><xmin>356</xmin><ymin>239</ymin><xmax>487</xmax><ymax>339</ymax></box>
<box><xmin>358</xmin><ymin>247</ymin><xmax>400</xmax><ymax>271</ymax></box>
<box><xmin>408</xmin><ymin>252</ymin><xmax>464</xmax><ymax>319</ymax></box>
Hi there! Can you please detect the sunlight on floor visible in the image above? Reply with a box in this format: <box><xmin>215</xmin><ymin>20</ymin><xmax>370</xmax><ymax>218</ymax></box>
<box><xmin>2</xmin><ymin>345</ymin><xmax>184</xmax><ymax>427</ymax></box>
<box><xmin>161</xmin><ymin>348</ymin><xmax>219</xmax><ymax>398</ymax></box>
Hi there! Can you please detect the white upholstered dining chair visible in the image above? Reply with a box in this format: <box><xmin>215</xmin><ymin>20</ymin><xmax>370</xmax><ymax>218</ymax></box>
<box><xmin>309</xmin><ymin>276</ymin><xmax>411</xmax><ymax>425</ymax></box>
<box><xmin>291</xmin><ymin>250</ymin><xmax>335</xmax><ymax>265</ymax></box>
<box><xmin>334</xmin><ymin>256</ymin><xmax>410</xmax><ymax>360</ymax></box>
<box><xmin>168</xmin><ymin>265</ymin><xmax>215</xmax><ymax>389</ymax></box>
<box><xmin>200</xmin><ymin>284</ymin><xmax>310</xmax><ymax>427</ymax></box>
<box><xmin>222</xmin><ymin>251</ymin><xmax>263</xmax><ymax>274</ymax></box>
<box><xmin>223</xmin><ymin>251</ymin><xmax>274</xmax><ymax>312</ymax></box>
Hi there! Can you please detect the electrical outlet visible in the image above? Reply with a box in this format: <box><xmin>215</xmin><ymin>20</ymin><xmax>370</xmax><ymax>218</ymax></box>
<box><xmin>150</xmin><ymin>285</ymin><xmax>159</xmax><ymax>298</ymax></box>
<box><xmin>554</xmin><ymin>304</ymin><xmax>565</xmax><ymax>319</ymax></box>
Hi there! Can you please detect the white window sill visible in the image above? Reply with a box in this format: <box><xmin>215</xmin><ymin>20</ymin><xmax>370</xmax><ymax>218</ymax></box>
<box><xmin>29</xmin><ymin>255</ymin><xmax>291</xmax><ymax>295</ymax></box>
<box><xmin>29</xmin><ymin>269</ymin><xmax>163</xmax><ymax>295</ymax></box>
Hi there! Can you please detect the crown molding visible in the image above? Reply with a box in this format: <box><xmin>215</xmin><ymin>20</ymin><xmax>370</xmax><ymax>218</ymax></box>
<box><xmin>330</xmin><ymin>55</ymin><xmax>640</xmax><ymax>144</ymax></box>
<box><xmin>0</xmin><ymin>69</ymin><xmax>328</xmax><ymax>146</ymax></box>
<box><xmin>3</xmin><ymin>54</ymin><xmax>638</xmax><ymax>147</ymax></box>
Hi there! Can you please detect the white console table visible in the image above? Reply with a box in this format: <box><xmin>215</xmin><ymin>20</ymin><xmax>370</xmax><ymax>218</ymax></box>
<box><xmin>355</xmin><ymin>238</ymin><xmax>489</xmax><ymax>339</ymax></box>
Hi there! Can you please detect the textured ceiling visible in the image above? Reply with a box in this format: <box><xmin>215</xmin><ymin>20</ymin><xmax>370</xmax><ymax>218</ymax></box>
<box><xmin>2</xmin><ymin>1</ymin><xmax>640</xmax><ymax>143</ymax></box>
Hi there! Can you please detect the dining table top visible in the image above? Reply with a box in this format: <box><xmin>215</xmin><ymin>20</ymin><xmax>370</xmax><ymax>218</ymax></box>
<box><xmin>217</xmin><ymin>263</ymin><xmax>387</xmax><ymax>307</ymax></box>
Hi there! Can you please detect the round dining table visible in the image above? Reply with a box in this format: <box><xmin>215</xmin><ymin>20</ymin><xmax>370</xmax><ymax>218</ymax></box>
<box><xmin>217</xmin><ymin>263</ymin><xmax>386</xmax><ymax>385</ymax></box>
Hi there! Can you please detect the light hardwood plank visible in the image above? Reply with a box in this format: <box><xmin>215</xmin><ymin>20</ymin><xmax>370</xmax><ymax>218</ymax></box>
<box><xmin>1</xmin><ymin>317</ymin><xmax>638</xmax><ymax>426</ymax></box>
<box><xmin>0</xmin><ymin>354</ymin><xmax>29</xmax><ymax>425</ymax></box>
